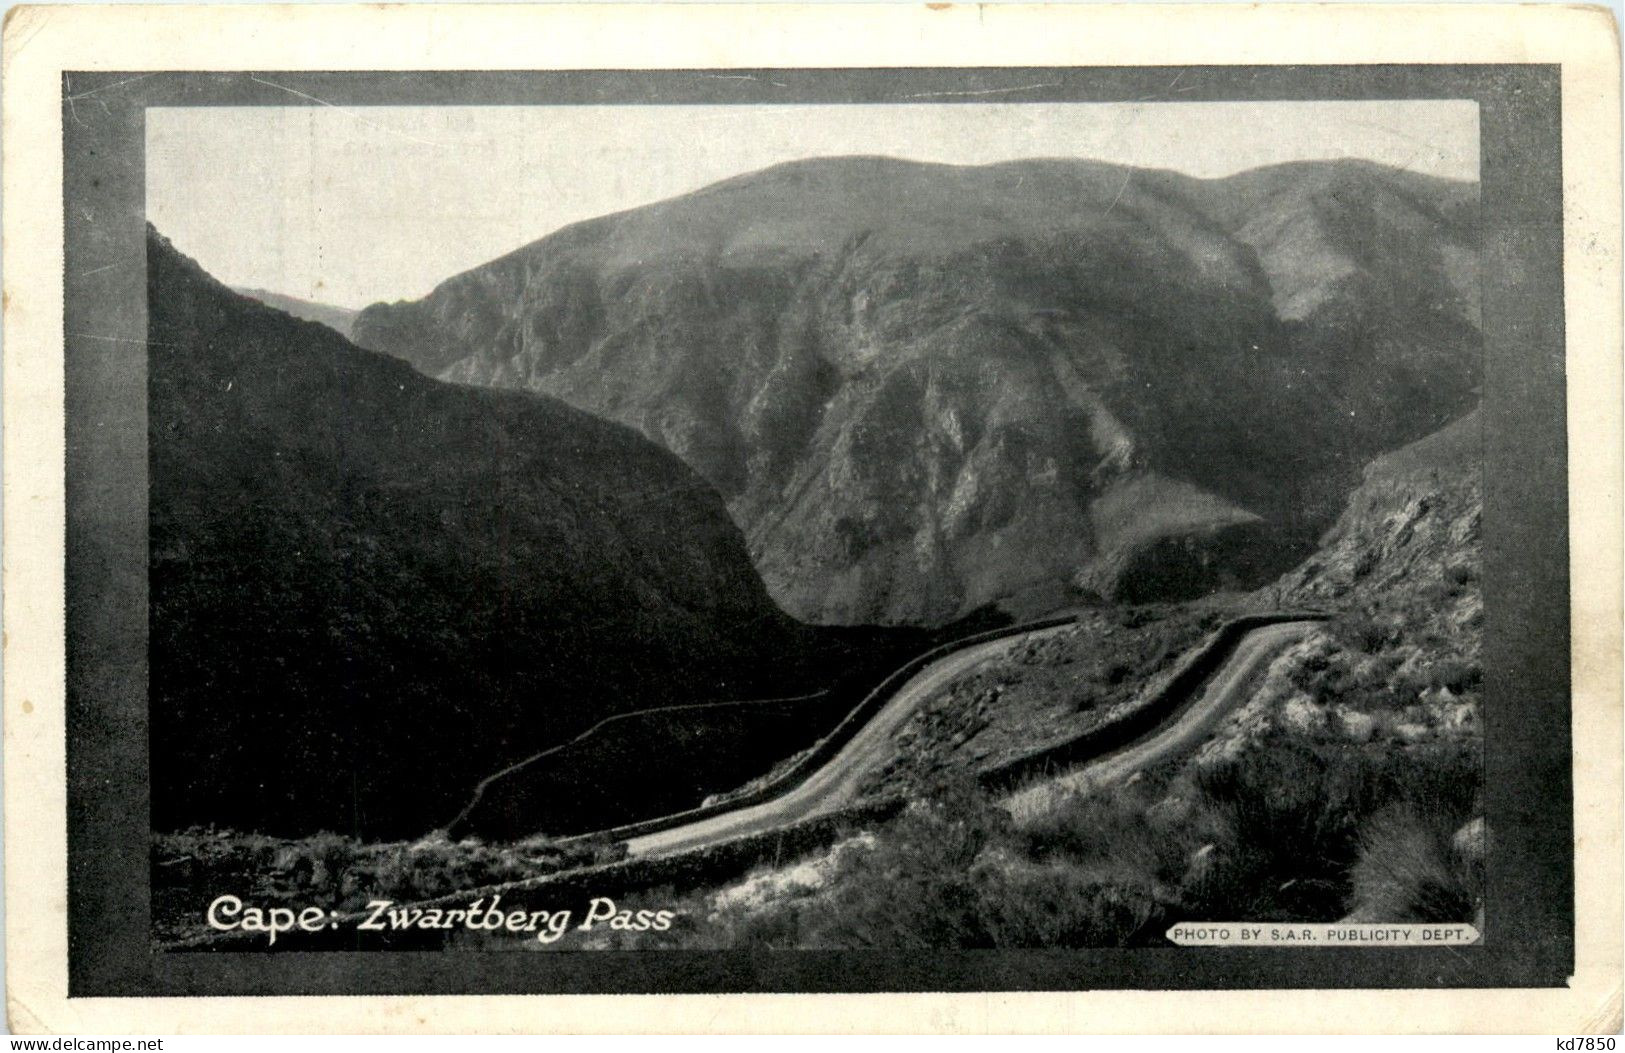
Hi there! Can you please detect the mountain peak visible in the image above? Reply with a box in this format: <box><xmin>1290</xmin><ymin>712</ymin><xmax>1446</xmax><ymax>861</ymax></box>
<box><xmin>352</xmin><ymin>156</ymin><xmax>1480</xmax><ymax>625</ymax></box>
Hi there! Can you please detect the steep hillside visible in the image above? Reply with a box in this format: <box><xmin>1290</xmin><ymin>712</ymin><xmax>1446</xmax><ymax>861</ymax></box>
<box><xmin>1188</xmin><ymin>161</ymin><xmax>1481</xmax><ymax>454</ymax></box>
<box><xmin>233</xmin><ymin>287</ymin><xmax>359</xmax><ymax>339</ymax></box>
<box><xmin>1271</xmin><ymin>407</ymin><xmax>1480</xmax><ymax>612</ymax></box>
<box><xmin>602</xmin><ymin>410</ymin><xmax>1485</xmax><ymax>947</ymax></box>
<box><xmin>149</xmin><ymin>226</ymin><xmax>862</xmax><ymax>839</ymax></box>
<box><xmin>353</xmin><ymin>156</ymin><xmax>1480</xmax><ymax>625</ymax></box>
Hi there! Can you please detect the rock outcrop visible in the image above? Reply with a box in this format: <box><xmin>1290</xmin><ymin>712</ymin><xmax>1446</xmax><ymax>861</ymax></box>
<box><xmin>353</xmin><ymin>156</ymin><xmax>1480</xmax><ymax>625</ymax></box>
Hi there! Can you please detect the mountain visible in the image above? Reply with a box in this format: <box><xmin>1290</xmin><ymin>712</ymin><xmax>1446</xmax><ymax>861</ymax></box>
<box><xmin>658</xmin><ymin>410</ymin><xmax>1486</xmax><ymax>947</ymax></box>
<box><xmin>352</xmin><ymin>156</ymin><xmax>1480</xmax><ymax>625</ymax></box>
<box><xmin>149</xmin><ymin>226</ymin><xmax>855</xmax><ymax>839</ymax></box>
<box><xmin>1274</xmin><ymin>406</ymin><xmax>1481</xmax><ymax>614</ymax></box>
<box><xmin>232</xmin><ymin>287</ymin><xmax>359</xmax><ymax>339</ymax></box>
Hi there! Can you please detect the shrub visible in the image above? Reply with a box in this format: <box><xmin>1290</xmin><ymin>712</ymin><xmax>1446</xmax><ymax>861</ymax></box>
<box><xmin>1015</xmin><ymin>783</ymin><xmax>1189</xmax><ymax>886</ymax></box>
<box><xmin>977</xmin><ymin>866</ymin><xmax>1163</xmax><ymax>947</ymax></box>
<box><xmin>1348</xmin><ymin>805</ymin><xmax>1479</xmax><ymax>922</ymax></box>
<box><xmin>300</xmin><ymin>831</ymin><xmax>355</xmax><ymax>895</ymax></box>
<box><xmin>1120</xmin><ymin>607</ymin><xmax>1161</xmax><ymax>630</ymax></box>
<box><xmin>1186</xmin><ymin>743</ymin><xmax>1368</xmax><ymax>919</ymax></box>
<box><xmin>719</xmin><ymin>778</ymin><xmax>1172</xmax><ymax>949</ymax></box>
<box><xmin>1331</xmin><ymin>609</ymin><xmax>1394</xmax><ymax>655</ymax></box>
<box><xmin>1428</xmin><ymin>657</ymin><xmax>1481</xmax><ymax>695</ymax></box>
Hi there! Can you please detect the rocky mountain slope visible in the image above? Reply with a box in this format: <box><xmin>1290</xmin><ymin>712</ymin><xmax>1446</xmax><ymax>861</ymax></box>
<box><xmin>1196</xmin><ymin>406</ymin><xmax>1483</xmax><ymax>767</ymax></box>
<box><xmin>1272</xmin><ymin>406</ymin><xmax>1481</xmax><ymax>613</ymax></box>
<box><xmin>352</xmin><ymin>156</ymin><xmax>1481</xmax><ymax>625</ymax></box>
<box><xmin>616</xmin><ymin>408</ymin><xmax>1485</xmax><ymax>946</ymax></box>
<box><xmin>149</xmin><ymin>226</ymin><xmax>837</xmax><ymax>839</ymax></box>
<box><xmin>233</xmin><ymin>286</ymin><xmax>359</xmax><ymax>339</ymax></box>
<box><xmin>854</xmin><ymin>405</ymin><xmax>1482</xmax><ymax>795</ymax></box>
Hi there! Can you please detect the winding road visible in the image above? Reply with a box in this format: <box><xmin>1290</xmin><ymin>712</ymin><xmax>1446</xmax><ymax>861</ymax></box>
<box><xmin>1002</xmin><ymin>619</ymin><xmax>1317</xmax><ymax>813</ymax></box>
<box><xmin>176</xmin><ymin>615</ymin><xmax>1323</xmax><ymax>950</ymax></box>
<box><xmin>624</xmin><ymin>626</ymin><xmax>1073</xmax><ymax>857</ymax></box>
<box><xmin>624</xmin><ymin>618</ymin><xmax>1319</xmax><ymax>858</ymax></box>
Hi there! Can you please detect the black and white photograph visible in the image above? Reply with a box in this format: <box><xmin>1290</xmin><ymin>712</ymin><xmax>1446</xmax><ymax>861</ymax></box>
<box><xmin>5</xmin><ymin>2</ymin><xmax>1619</xmax><ymax>1031</ymax></box>
<box><xmin>141</xmin><ymin>95</ymin><xmax>1494</xmax><ymax>953</ymax></box>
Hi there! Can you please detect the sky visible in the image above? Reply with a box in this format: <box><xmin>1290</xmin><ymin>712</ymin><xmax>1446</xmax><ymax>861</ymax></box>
<box><xmin>147</xmin><ymin>100</ymin><xmax>1479</xmax><ymax>309</ymax></box>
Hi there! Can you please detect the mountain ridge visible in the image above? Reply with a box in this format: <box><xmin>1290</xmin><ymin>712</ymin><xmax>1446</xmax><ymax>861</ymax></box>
<box><xmin>353</xmin><ymin>155</ymin><xmax>1480</xmax><ymax>625</ymax></box>
<box><xmin>149</xmin><ymin>224</ymin><xmax>855</xmax><ymax>838</ymax></box>
<box><xmin>232</xmin><ymin>286</ymin><xmax>360</xmax><ymax>339</ymax></box>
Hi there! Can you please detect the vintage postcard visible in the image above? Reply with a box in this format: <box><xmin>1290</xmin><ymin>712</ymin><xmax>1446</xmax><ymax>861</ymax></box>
<box><xmin>3</xmin><ymin>2</ymin><xmax>1620</xmax><ymax>1035</ymax></box>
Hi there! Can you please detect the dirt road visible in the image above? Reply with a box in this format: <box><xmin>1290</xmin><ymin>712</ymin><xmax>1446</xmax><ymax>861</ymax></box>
<box><xmin>628</xmin><ymin>617</ymin><xmax>1318</xmax><ymax>857</ymax></box>
<box><xmin>624</xmin><ymin>626</ymin><xmax>1072</xmax><ymax>857</ymax></box>
<box><xmin>1002</xmin><ymin>619</ymin><xmax>1317</xmax><ymax>813</ymax></box>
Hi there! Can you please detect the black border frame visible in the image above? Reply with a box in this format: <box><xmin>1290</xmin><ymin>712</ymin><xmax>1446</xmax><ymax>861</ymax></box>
<box><xmin>63</xmin><ymin>65</ymin><xmax>1571</xmax><ymax>997</ymax></box>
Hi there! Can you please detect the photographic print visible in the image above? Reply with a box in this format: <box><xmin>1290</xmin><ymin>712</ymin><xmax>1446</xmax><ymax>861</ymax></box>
<box><xmin>6</xmin><ymin>2</ymin><xmax>1619</xmax><ymax>1032</ymax></box>
<box><xmin>141</xmin><ymin>96</ymin><xmax>1491</xmax><ymax>953</ymax></box>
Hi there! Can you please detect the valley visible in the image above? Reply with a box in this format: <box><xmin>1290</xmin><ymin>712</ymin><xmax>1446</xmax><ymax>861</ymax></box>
<box><xmin>352</xmin><ymin>156</ymin><xmax>1479</xmax><ymax>625</ymax></box>
<box><xmin>148</xmin><ymin>226</ymin><xmax>931</xmax><ymax>843</ymax></box>
<box><xmin>573</xmin><ymin>408</ymin><xmax>1486</xmax><ymax>948</ymax></box>
<box><xmin>147</xmin><ymin>151</ymin><xmax>1483</xmax><ymax>949</ymax></box>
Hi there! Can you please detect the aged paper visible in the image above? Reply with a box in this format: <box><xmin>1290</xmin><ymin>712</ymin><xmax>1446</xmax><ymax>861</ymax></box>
<box><xmin>4</xmin><ymin>2</ymin><xmax>1621</xmax><ymax>1034</ymax></box>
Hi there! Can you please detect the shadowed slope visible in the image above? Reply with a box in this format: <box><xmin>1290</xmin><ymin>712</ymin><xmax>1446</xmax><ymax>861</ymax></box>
<box><xmin>354</xmin><ymin>156</ymin><xmax>1479</xmax><ymax>625</ymax></box>
<box><xmin>150</xmin><ymin>226</ymin><xmax>832</xmax><ymax>838</ymax></box>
